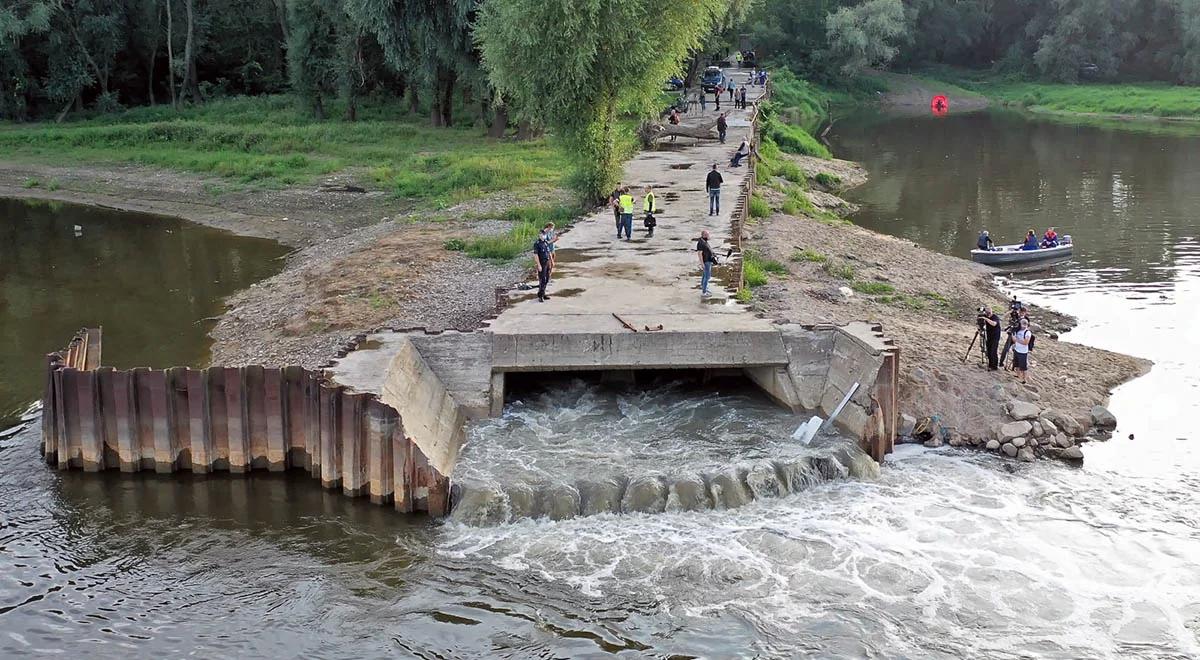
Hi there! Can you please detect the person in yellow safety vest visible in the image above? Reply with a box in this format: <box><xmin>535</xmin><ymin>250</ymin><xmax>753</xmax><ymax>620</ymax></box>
<box><xmin>618</xmin><ymin>190</ymin><xmax>635</xmax><ymax>240</ymax></box>
<box><xmin>642</xmin><ymin>186</ymin><xmax>659</xmax><ymax>237</ymax></box>
<box><xmin>735</xmin><ymin>51</ymin><xmax>743</xmax><ymax>68</ymax></box>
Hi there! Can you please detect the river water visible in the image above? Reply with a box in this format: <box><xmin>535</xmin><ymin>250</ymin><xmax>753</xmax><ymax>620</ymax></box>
<box><xmin>2</xmin><ymin>110</ymin><xmax>1200</xmax><ymax>657</ymax></box>
<box><xmin>0</xmin><ymin>198</ymin><xmax>287</xmax><ymax>427</ymax></box>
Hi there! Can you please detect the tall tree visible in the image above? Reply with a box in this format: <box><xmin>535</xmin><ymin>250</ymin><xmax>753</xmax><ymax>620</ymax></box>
<box><xmin>476</xmin><ymin>0</ymin><xmax>731</xmax><ymax>202</ymax></box>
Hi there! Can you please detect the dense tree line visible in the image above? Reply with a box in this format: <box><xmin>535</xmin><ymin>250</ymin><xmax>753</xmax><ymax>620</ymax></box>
<box><xmin>749</xmin><ymin>0</ymin><xmax>1200</xmax><ymax>84</ymax></box>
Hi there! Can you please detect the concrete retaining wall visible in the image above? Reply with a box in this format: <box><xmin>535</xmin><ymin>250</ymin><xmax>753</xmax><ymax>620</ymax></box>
<box><xmin>41</xmin><ymin>328</ymin><xmax>449</xmax><ymax>514</ymax></box>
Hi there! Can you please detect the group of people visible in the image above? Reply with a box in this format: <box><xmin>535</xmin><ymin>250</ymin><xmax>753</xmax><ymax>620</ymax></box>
<box><xmin>977</xmin><ymin>227</ymin><xmax>1061</xmax><ymax>251</ymax></box>
<box><xmin>977</xmin><ymin>300</ymin><xmax>1036</xmax><ymax>384</ymax></box>
<box><xmin>609</xmin><ymin>185</ymin><xmax>660</xmax><ymax>241</ymax></box>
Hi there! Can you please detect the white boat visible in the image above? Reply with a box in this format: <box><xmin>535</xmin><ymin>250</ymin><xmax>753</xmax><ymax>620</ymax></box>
<box><xmin>971</xmin><ymin>238</ymin><xmax>1073</xmax><ymax>266</ymax></box>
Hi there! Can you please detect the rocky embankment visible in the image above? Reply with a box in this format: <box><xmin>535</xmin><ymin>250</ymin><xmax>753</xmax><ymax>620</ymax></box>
<box><xmin>901</xmin><ymin>400</ymin><xmax>1121</xmax><ymax>463</ymax></box>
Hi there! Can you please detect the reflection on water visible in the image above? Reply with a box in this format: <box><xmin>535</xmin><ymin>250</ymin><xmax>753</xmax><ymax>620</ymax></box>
<box><xmin>0</xmin><ymin>198</ymin><xmax>288</xmax><ymax>426</ymax></box>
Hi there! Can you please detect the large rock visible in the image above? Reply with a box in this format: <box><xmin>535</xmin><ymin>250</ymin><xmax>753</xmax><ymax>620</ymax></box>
<box><xmin>924</xmin><ymin>436</ymin><xmax>944</xmax><ymax>448</ymax></box>
<box><xmin>985</xmin><ymin>439</ymin><xmax>1000</xmax><ymax>450</ymax></box>
<box><xmin>1060</xmin><ymin>446</ymin><xmax>1084</xmax><ymax>461</ymax></box>
<box><xmin>899</xmin><ymin>414</ymin><xmax>916</xmax><ymax>437</ymax></box>
<box><xmin>1091</xmin><ymin>405</ymin><xmax>1117</xmax><ymax>430</ymax></box>
<box><xmin>1039</xmin><ymin>417</ymin><xmax>1059</xmax><ymax>436</ymax></box>
<box><xmin>1002</xmin><ymin>443</ymin><xmax>1018</xmax><ymax>457</ymax></box>
<box><xmin>1054</xmin><ymin>434</ymin><xmax>1074</xmax><ymax>449</ymax></box>
<box><xmin>1017</xmin><ymin>448</ymin><xmax>1035</xmax><ymax>462</ymax></box>
<box><xmin>1009</xmin><ymin>400</ymin><xmax>1041</xmax><ymax>421</ymax></box>
<box><xmin>1031</xmin><ymin>421</ymin><xmax>1044</xmax><ymax>438</ymax></box>
<box><xmin>998</xmin><ymin>420</ymin><xmax>1033</xmax><ymax>441</ymax></box>
<box><xmin>1011</xmin><ymin>436</ymin><xmax>1027</xmax><ymax>449</ymax></box>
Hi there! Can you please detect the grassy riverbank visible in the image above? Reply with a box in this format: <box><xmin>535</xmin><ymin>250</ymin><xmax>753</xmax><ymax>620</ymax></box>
<box><xmin>915</xmin><ymin>69</ymin><xmax>1200</xmax><ymax>120</ymax></box>
<box><xmin>0</xmin><ymin>96</ymin><xmax>568</xmax><ymax>208</ymax></box>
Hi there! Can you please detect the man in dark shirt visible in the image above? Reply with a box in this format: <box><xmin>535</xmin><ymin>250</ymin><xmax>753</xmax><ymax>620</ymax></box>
<box><xmin>705</xmin><ymin>164</ymin><xmax>723</xmax><ymax>216</ymax></box>
<box><xmin>717</xmin><ymin>112</ymin><xmax>728</xmax><ymax>144</ymax></box>
<box><xmin>981</xmin><ymin>307</ymin><xmax>1002</xmax><ymax>370</ymax></box>
<box><xmin>696</xmin><ymin>229</ymin><xmax>716</xmax><ymax>297</ymax></box>
<box><xmin>533</xmin><ymin>233</ymin><xmax>552</xmax><ymax>302</ymax></box>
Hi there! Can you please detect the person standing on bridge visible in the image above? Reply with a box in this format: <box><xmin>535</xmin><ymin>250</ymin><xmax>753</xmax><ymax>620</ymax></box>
<box><xmin>618</xmin><ymin>189</ymin><xmax>635</xmax><ymax>240</ymax></box>
<box><xmin>697</xmin><ymin>229</ymin><xmax>717</xmax><ymax>297</ymax></box>
<box><xmin>610</xmin><ymin>187</ymin><xmax>623</xmax><ymax>237</ymax></box>
<box><xmin>706</xmin><ymin>164</ymin><xmax>723</xmax><ymax>216</ymax></box>
<box><xmin>533</xmin><ymin>230</ymin><xmax>552</xmax><ymax>302</ymax></box>
<box><xmin>642</xmin><ymin>186</ymin><xmax>658</xmax><ymax>237</ymax></box>
<box><xmin>728</xmin><ymin>79</ymin><xmax>736</xmax><ymax>102</ymax></box>
<box><xmin>738</xmin><ymin>86</ymin><xmax>747</xmax><ymax>110</ymax></box>
<box><xmin>717</xmin><ymin>112</ymin><xmax>728</xmax><ymax>144</ymax></box>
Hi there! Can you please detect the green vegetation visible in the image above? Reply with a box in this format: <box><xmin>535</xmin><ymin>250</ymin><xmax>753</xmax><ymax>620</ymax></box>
<box><xmin>972</xmin><ymin>81</ymin><xmax>1200</xmax><ymax>120</ymax></box>
<box><xmin>742</xmin><ymin>250</ymin><xmax>788</xmax><ymax>288</ymax></box>
<box><xmin>22</xmin><ymin>178</ymin><xmax>39</xmax><ymax>189</ymax></box>
<box><xmin>478</xmin><ymin>0</ymin><xmax>738</xmax><ymax>201</ymax></box>
<box><xmin>749</xmin><ymin>0</ymin><xmax>1200</xmax><ymax>85</ymax></box>
<box><xmin>0</xmin><ymin>97</ymin><xmax>568</xmax><ymax>202</ymax></box>
<box><xmin>748</xmin><ymin>193</ymin><xmax>770</xmax><ymax>219</ymax></box>
<box><xmin>850</xmin><ymin>280</ymin><xmax>895</xmax><ymax>295</ymax></box>
<box><xmin>444</xmin><ymin>204</ymin><xmax>578</xmax><ymax>262</ymax></box>
<box><xmin>735</xmin><ymin>288</ymin><xmax>754</xmax><ymax>303</ymax></box>
<box><xmin>822</xmin><ymin>261</ymin><xmax>855</xmax><ymax>280</ymax></box>
<box><xmin>791</xmin><ymin>249</ymin><xmax>827</xmax><ymax>264</ymax></box>
<box><xmin>814</xmin><ymin>172</ymin><xmax>841</xmax><ymax>188</ymax></box>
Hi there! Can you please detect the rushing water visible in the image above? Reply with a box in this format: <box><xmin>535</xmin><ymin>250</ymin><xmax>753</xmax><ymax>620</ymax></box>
<box><xmin>3</xmin><ymin>112</ymin><xmax>1200</xmax><ymax>657</ymax></box>
<box><xmin>0</xmin><ymin>198</ymin><xmax>288</xmax><ymax>427</ymax></box>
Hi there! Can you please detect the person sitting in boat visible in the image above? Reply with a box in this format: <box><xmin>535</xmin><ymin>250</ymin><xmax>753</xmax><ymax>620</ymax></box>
<box><xmin>977</xmin><ymin>230</ymin><xmax>994</xmax><ymax>251</ymax></box>
<box><xmin>1040</xmin><ymin>227</ymin><xmax>1059</xmax><ymax>248</ymax></box>
<box><xmin>1021</xmin><ymin>230</ymin><xmax>1040</xmax><ymax>251</ymax></box>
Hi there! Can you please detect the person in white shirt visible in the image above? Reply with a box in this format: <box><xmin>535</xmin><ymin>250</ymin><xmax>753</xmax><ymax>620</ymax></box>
<box><xmin>1011</xmin><ymin>317</ymin><xmax>1033</xmax><ymax>384</ymax></box>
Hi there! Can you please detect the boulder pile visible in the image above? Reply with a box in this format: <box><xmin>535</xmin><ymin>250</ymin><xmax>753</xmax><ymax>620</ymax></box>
<box><xmin>898</xmin><ymin>401</ymin><xmax>1118</xmax><ymax>464</ymax></box>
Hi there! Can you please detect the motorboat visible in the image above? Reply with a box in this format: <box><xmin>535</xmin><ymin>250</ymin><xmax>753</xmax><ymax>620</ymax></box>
<box><xmin>971</xmin><ymin>236</ymin><xmax>1073</xmax><ymax>266</ymax></box>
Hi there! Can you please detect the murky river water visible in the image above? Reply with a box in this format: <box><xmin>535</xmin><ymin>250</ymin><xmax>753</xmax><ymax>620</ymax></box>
<box><xmin>3</xmin><ymin>110</ymin><xmax>1200</xmax><ymax>657</ymax></box>
<box><xmin>0</xmin><ymin>198</ymin><xmax>287</xmax><ymax>426</ymax></box>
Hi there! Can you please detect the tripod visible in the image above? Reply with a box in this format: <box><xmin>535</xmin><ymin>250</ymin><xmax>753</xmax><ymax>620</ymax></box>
<box><xmin>962</xmin><ymin>327</ymin><xmax>987</xmax><ymax>366</ymax></box>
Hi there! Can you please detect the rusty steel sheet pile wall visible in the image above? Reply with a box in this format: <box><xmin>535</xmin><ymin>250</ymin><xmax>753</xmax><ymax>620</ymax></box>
<box><xmin>41</xmin><ymin>329</ymin><xmax>449</xmax><ymax>515</ymax></box>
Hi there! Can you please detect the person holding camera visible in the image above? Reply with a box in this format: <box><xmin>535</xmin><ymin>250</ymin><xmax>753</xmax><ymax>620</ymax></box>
<box><xmin>978</xmin><ymin>307</ymin><xmax>1002</xmax><ymax>370</ymax></box>
<box><xmin>1011</xmin><ymin>317</ymin><xmax>1033</xmax><ymax>383</ymax></box>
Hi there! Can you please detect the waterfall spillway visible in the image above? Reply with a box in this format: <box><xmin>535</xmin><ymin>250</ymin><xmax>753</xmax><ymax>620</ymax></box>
<box><xmin>449</xmin><ymin>378</ymin><xmax>879</xmax><ymax>526</ymax></box>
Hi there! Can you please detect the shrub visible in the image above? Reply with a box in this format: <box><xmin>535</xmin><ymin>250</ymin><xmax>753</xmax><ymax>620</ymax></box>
<box><xmin>791</xmin><ymin>249</ymin><xmax>827</xmax><ymax>263</ymax></box>
<box><xmin>735</xmin><ymin>288</ymin><xmax>753</xmax><ymax>303</ymax></box>
<box><xmin>443</xmin><ymin>238</ymin><xmax>467</xmax><ymax>252</ymax></box>
<box><xmin>823</xmin><ymin>261</ymin><xmax>855</xmax><ymax>280</ymax></box>
<box><xmin>814</xmin><ymin>172</ymin><xmax>841</xmax><ymax>188</ymax></box>
<box><xmin>748</xmin><ymin>193</ymin><xmax>770</xmax><ymax>218</ymax></box>
<box><xmin>850</xmin><ymin>280</ymin><xmax>895</xmax><ymax>295</ymax></box>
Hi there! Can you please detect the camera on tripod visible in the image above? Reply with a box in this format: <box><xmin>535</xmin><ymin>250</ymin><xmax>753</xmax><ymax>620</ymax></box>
<box><xmin>975</xmin><ymin>306</ymin><xmax>989</xmax><ymax>331</ymax></box>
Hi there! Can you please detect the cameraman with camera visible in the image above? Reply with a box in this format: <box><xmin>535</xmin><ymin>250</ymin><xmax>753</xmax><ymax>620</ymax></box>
<box><xmin>977</xmin><ymin>306</ymin><xmax>1002</xmax><ymax>370</ymax></box>
<box><xmin>998</xmin><ymin>298</ymin><xmax>1028</xmax><ymax>368</ymax></box>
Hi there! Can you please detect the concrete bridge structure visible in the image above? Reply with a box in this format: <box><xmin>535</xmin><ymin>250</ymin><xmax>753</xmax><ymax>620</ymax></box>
<box><xmin>41</xmin><ymin>69</ymin><xmax>898</xmax><ymax>516</ymax></box>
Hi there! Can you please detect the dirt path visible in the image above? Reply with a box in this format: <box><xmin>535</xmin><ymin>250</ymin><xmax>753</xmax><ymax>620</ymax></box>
<box><xmin>874</xmin><ymin>72</ymin><xmax>990</xmax><ymax>114</ymax></box>
<box><xmin>746</xmin><ymin>156</ymin><xmax>1149</xmax><ymax>444</ymax></box>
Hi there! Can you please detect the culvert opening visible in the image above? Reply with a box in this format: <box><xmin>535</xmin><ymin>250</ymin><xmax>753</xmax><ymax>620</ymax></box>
<box><xmin>451</xmin><ymin>369</ymin><xmax>874</xmax><ymax>526</ymax></box>
<box><xmin>668</xmin><ymin>163</ymin><xmax>694</xmax><ymax>170</ymax></box>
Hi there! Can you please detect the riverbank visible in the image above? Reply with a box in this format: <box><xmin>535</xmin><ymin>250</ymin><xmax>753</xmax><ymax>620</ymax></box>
<box><xmin>900</xmin><ymin>69</ymin><xmax>1200</xmax><ymax>123</ymax></box>
<box><xmin>741</xmin><ymin>151</ymin><xmax>1151</xmax><ymax>453</ymax></box>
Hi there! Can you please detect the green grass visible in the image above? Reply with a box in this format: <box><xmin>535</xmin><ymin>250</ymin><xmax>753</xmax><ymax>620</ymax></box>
<box><xmin>0</xmin><ymin>95</ymin><xmax>569</xmax><ymax>205</ymax></box>
<box><xmin>22</xmin><ymin>178</ymin><xmax>38</xmax><ymax>188</ymax></box>
<box><xmin>912</xmin><ymin>68</ymin><xmax>1200</xmax><ymax>120</ymax></box>
<box><xmin>735</xmin><ymin>287</ymin><xmax>753</xmax><ymax>303</ymax></box>
<box><xmin>742</xmin><ymin>249</ymin><xmax>788</xmax><ymax>288</ymax></box>
<box><xmin>791</xmin><ymin>248</ymin><xmax>827</xmax><ymax>264</ymax></box>
<box><xmin>983</xmin><ymin>82</ymin><xmax>1200</xmax><ymax>119</ymax></box>
<box><xmin>447</xmin><ymin>204</ymin><xmax>579</xmax><ymax>262</ymax></box>
<box><xmin>814</xmin><ymin>172</ymin><xmax>840</xmax><ymax>188</ymax></box>
<box><xmin>780</xmin><ymin>187</ymin><xmax>815</xmax><ymax>216</ymax></box>
<box><xmin>822</xmin><ymin>261</ymin><xmax>855</xmax><ymax>280</ymax></box>
<box><xmin>748</xmin><ymin>193</ymin><xmax>770</xmax><ymax>219</ymax></box>
<box><xmin>850</xmin><ymin>280</ymin><xmax>895</xmax><ymax>295</ymax></box>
